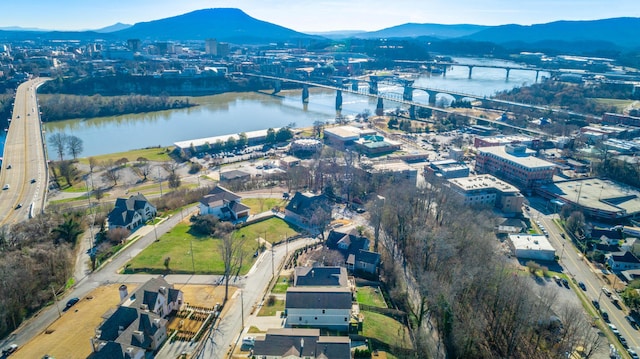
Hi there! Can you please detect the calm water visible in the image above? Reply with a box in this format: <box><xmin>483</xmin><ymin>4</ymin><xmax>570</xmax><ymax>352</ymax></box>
<box><xmin>41</xmin><ymin>57</ymin><xmax>546</xmax><ymax>157</ymax></box>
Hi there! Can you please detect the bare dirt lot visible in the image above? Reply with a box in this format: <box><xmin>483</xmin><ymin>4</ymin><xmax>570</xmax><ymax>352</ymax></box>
<box><xmin>13</xmin><ymin>284</ymin><xmax>138</xmax><ymax>359</ymax></box>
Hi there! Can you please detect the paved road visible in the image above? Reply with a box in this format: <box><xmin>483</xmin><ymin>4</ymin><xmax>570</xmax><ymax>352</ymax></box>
<box><xmin>528</xmin><ymin>198</ymin><xmax>639</xmax><ymax>356</ymax></box>
<box><xmin>0</xmin><ymin>78</ymin><xmax>49</xmax><ymax>227</ymax></box>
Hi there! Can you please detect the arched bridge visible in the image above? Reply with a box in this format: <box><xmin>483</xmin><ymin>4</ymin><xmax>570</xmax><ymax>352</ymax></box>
<box><xmin>243</xmin><ymin>73</ymin><xmax>548</xmax><ymax>136</ymax></box>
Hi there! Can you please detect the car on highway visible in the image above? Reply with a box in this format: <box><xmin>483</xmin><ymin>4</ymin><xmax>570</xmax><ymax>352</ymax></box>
<box><xmin>6</xmin><ymin>164</ymin><xmax>11</xmax><ymax>169</ymax></box>
<box><xmin>601</xmin><ymin>311</ymin><xmax>609</xmax><ymax>322</ymax></box>
<box><xmin>578</xmin><ymin>281</ymin><xmax>586</xmax><ymax>291</ymax></box>
<box><xmin>63</xmin><ymin>297</ymin><xmax>80</xmax><ymax>311</ymax></box>
<box><xmin>625</xmin><ymin>315</ymin><xmax>638</xmax><ymax>329</ymax></box>
<box><xmin>602</xmin><ymin>287</ymin><xmax>612</xmax><ymax>297</ymax></box>
<box><xmin>30</xmin><ymin>178</ymin><xmax>36</xmax><ymax>184</ymax></box>
<box><xmin>14</xmin><ymin>203</ymin><xmax>22</xmax><ymax>210</ymax></box>
<box><xmin>2</xmin><ymin>343</ymin><xmax>18</xmax><ymax>355</ymax></box>
<box><xmin>592</xmin><ymin>299</ymin><xmax>600</xmax><ymax>309</ymax></box>
<box><xmin>3</xmin><ymin>184</ymin><xmax>9</xmax><ymax>190</ymax></box>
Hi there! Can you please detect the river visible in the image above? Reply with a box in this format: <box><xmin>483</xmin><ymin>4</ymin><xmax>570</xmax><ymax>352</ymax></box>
<box><xmin>5</xmin><ymin>57</ymin><xmax>545</xmax><ymax>158</ymax></box>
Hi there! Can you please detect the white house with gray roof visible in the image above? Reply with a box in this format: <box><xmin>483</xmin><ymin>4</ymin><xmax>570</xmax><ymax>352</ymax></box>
<box><xmin>285</xmin><ymin>287</ymin><xmax>353</xmax><ymax>330</ymax></box>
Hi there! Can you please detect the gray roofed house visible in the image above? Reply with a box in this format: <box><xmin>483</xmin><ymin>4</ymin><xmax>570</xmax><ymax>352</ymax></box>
<box><xmin>286</xmin><ymin>287</ymin><xmax>352</xmax><ymax>310</ymax></box>
<box><xmin>293</xmin><ymin>266</ymin><xmax>348</xmax><ymax>287</ymax></box>
<box><xmin>88</xmin><ymin>341</ymin><xmax>145</xmax><ymax>359</ymax></box>
<box><xmin>284</xmin><ymin>192</ymin><xmax>331</xmax><ymax>225</ymax></box>
<box><xmin>326</xmin><ymin>228</ymin><xmax>380</xmax><ymax>276</ymax></box>
<box><xmin>606</xmin><ymin>251</ymin><xmax>640</xmax><ymax>271</ymax></box>
<box><xmin>252</xmin><ymin>328</ymin><xmax>351</xmax><ymax>359</ymax></box>
<box><xmin>199</xmin><ymin>185</ymin><xmax>250</xmax><ymax>221</ymax></box>
<box><xmin>285</xmin><ymin>287</ymin><xmax>353</xmax><ymax>330</ymax></box>
<box><xmin>120</xmin><ymin>276</ymin><xmax>183</xmax><ymax>319</ymax></box>
<box><xmin>108</xmin><ymin>194</ymin><xmax>156</xmax><ymax>231</ymax></box>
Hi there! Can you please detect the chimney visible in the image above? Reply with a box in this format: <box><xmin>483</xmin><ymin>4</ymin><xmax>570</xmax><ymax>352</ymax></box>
<box><xmin>300</xmin><ymin>338</ymin><xmax>304</xmax><ymax>353</ymax></box>
<box><xmin>133</xmin><ymin>330</ymin><xmax>145</xmax><ymax>343</ymax></box>
<box><xmin>119</xmin><ymin>284</ymin><xmax>128</xmax><ymax>301</ymax></box>
<box><xmin>311</xmin><ymin>270</ymin><xmax>314</xmax><ymax>278</ymax></box>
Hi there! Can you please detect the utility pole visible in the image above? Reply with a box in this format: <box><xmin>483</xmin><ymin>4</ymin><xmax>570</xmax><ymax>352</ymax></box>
<box><xmin>240</xmin><ymin>290</ymin><xmax>244</xmax><ymax>328</ymax></box>
<box><xmin>158</xmin><ymin>167</ymin><xmax>163</xmax><ymax>197</ymax></box>
<box><xmin>190</xmin><ymin>240</ymin><xmax>195</xmax><ymax>274</ymax></box>
<box><xmin>51</xmin><ymin>286</ymin><xmax>61</xmax><ymax>318</ymax></box>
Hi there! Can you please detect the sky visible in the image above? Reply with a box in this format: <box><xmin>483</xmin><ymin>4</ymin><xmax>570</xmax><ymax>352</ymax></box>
<box><xmin>2</xmin><ymin>0</ymin><xmax>639</xmax><ymax>32</ymax></box>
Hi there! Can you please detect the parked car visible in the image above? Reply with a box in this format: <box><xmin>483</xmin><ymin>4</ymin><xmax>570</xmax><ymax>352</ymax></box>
<box><xmin>625</xmin><ymin>315</ymin><xmax>638</xmax><ymax>328</ymax></box>
<box><xmin>14</xmin><ymin>203</ymin><xmax>22</xmax><ymax>209</ymax></box>
<box><xmin>602</xmin><ymin>287</ymin><xmax>612</xmax><ymax>297</ymax></box>
<box><xmin>592</xmin><ymin>299</ymin><xmax>600</xmax><ymax>309</ymax></box>
<box><xmin>602</xmin><ymin>311</ymin><xmax>609</xmax><ymax>322</ymax></box>
<box><xmin>6</xmin><ymin>164</ymin><xmax>11</xmax><ymax>169</ymax></box>
<box><xmin>63</xmin><ymin>297</ymin><xmax>79</xmax><ymax>311</ymax></box>
<box><xmin>561</xmin><ymin>278</ymin><xmax>569</xmax><ymax>288</ymax></box>
<box><xmin>618</xmin><ymin>335</ymin><xmax>628</xmax><ymax>348</ymax></box>
<box><xmin>628</xmin><ymin>349</ymin><xmax>640</xmax><ymax>359</ymax></box>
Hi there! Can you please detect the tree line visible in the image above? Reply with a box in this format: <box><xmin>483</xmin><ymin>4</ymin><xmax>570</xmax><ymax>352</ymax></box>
<box><xmin>0</xmin><ymin>211</ymin><xmax>86</xmax><ymax>339</ymax></box>
<box><xmin>38</xmin><ymin>94</ymin><xmax>196</xmax><ymax>122</ymax></box>
<box><xmin>367</xmin><ymin>179</ymin><xmax>603</xmax><ymax>358</ymax></box>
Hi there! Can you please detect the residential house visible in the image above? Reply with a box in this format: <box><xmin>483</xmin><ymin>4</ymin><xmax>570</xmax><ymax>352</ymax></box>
<box><xmin>88</xmin><ymin>341</ymin><xmax>145</xmax><ymax>359</ymax></box>
<box><xmin>92</xmin><ymin>306</ymin><xmax>167</xmax><ymax>353</ymax></box>
<box><xmin>326</xmin><ymin>228</ymin><xmax>380</xmax><ymax>275</ymax></box>
<box><xmin>293</xmin><ymin>266</ymin><xmax>348</xmax><ymax>287</ymax></box>
<box><xmin>252</xmin><ymin>328</ymin><xmax>351</xmax><ymax>359</ymax></box>
<box><xmin>199</xmin><ymin>185</ymin><xmax>250</xmax><ymax>221</ymax></box>
<box><xmin>285</xmin><ymin>287</ymin><xmax>353</xmax><ymax>330</ymax></box>
<box><xmin>284</xmin><ymin>192</ymin><xmax>331</xmax><ymax>226</ymax></box>
<box><xmin>606</xmin><ymin>251</ymin><xmax>640</xmax><ymax>271</ymax></box>
<box><xmin>119</xmin><ymin>277</ymin><xmax>184</xmax><ymax>318</ymax></box>
<box><xmin>91</xmin><ymin>277</ymin><xmax>183</xmax><ymax>356</ymax></box>
<box><xmin>108</xmin><ymin>194</ymin><xmax>156</xmax><ymax>231</ymax></box>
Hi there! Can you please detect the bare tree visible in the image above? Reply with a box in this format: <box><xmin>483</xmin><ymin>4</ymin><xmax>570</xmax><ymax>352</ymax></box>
<box><xmin>135</xmin><ymin>157</ymin><xmax>152</xmax><ymax>181</ymax></box>
<box><xmin>65</xmin><ymin>135</ymin><xmax>84</xmax><ymax>160</ymax></box>
<box><xmin>49</xmin><ymin>133</ymin><xmax>68</xmax><ymax>161</ymax></box>
<box><xmin>219</xmin><ymin>231</ymin><xmax>246</xmax><ymax>302</ymax></box>
<box><xmin>101</xmin><ymin>160</ymin><xmax>121</xmax><ymax>187</ymax></box>
<box><xmin>106</xmin><ymin>227</ymin><xmax>130</xmax><ymax>245</ymax></box>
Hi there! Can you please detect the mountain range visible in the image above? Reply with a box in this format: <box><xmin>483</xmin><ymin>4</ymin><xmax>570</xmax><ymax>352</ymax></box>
<box><xmin>0</xmin><ymin>8</ymin><xmax>639</xmax><ymax>51</ymax></box>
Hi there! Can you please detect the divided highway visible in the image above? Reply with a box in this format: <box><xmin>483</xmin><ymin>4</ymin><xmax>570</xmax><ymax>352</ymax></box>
<box><xmin>0</xmin><ymin>78</ymin><xmax>49</xmax><ymax>227</ymax></box>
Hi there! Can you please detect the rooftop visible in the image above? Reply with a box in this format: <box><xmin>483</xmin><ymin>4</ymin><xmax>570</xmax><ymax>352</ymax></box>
<box><xmin>478</xmin><ymin>145</ymin><xmax>556</xmax><ymax>170</ymax></box>
<box><xmin>449</xmin><ymin>174</ymin><xmax>520</xmax><ymax>194</ymax></box>
<box><xmin>509</xmin><ymin>234</ymin><xmax>555</xmax><ymax>252</ymax></box>
<box><xmin>174</xmin><ymin>128</ymin><xmax>280</xmax><ymax>149</ymax></box>
<box><xmin>540</xmin><ymin>178</ymin><xmax>640</xmax><ymax>217</ymax></box>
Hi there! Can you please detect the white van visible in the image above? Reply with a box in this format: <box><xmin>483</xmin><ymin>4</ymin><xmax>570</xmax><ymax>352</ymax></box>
<box><xmin>602</xmin><ymin>287</ymin><xmax>612</xmax><ymax>297</ymax></box>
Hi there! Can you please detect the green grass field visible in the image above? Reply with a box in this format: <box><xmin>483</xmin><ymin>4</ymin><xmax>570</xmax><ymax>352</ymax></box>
<box><xmin>79</xmin><ymin>147</ymin><xmax>174</xmax><ymax>164</ymax></box>
<box><xmin>124</xmin><ymin>222</ymin><xmax>259</xmax><ymax>275</ymax></box>
<box><xmin>272</xmin><ymin>275</ymin><xmax>291</xmax><ymax>294</ymax></box>
<box><xmin>592</xmin><ymin>98</ymin><xmax>638</xmax><ymax>111</ymax></box>
<box><xmin>356</xmin><ymin>285</ymin><xmax>387</xmax><ymax>308</ymax></box>
<box><xmin>241</xmin><ymin>198</ymin><xmax>288</xmax><ymax>214</ymax></box>
<box><xmin>257</xmin><ymin>298</ymin><xmax>285</xmax><ymax>316</ymax></box>
<box><xmin>236</xmin><ymin>217</ymin><xmax>301</xmax><ymax>244</ymax></box>
<box><xmin>362</xmin><ymin>311</ymin><xmax>413</xmax><ymax>350</ymax></box>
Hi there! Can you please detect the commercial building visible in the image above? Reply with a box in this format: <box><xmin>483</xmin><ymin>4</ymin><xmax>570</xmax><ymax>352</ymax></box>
<box><xmin>353</xmin><ymin>135</ymin><xmax>401</xmax><ymax>155</ymax></box>
<box><xmin>448</xmin><ymin>174</ymin><xmax>524</xmax><ymax>215</ymax></box>
<box><xmin>474</xmin><ymin>134</ymin><xmax>538</xmax><ymax>149</ymax></box>
<box><xmin>174</xmin><ymin>128</ymin><xmax>280</xmax><ymax>155</ymax></box>
<box><xmin>536</xmin><ymin>178</ymin><xmax>640</xmax><ymax>221</ymax></box>
<box><xmin>323</xmin><ymin>125</ymin><xmax>376</xmax><ymax>147</ymax></box>
<box><xmin>475</xmin><ymin>144</ymin><xmax>555</xmax><ymax>189</ymax></box>
<box><xmin>509</xmin><ymin>234</ymin><xmax>556</xmax><ymax>261</ymax></box>
<box><xmin>425</xmin><ymin>159</ymin><xmax>470</xmax><ymax>179</ymax></box>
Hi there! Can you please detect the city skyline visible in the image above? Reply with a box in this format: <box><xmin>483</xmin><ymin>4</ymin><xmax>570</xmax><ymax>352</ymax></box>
<box><xmin>2</xmin><ymin>0</ymin><xmax>639</xmax><ymax>33</ymax></box>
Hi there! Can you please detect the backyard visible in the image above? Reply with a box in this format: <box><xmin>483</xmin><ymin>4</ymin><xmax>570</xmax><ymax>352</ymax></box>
<box><xmin>241</xmin><ymin>198</ymin><xmax>288</xmax><ymax>214</ymax></box>
<box><xmin>236</xmin><ymin>217</ymin><xmax>301</xmax><ymax>244</ymax></box>
<box><xmin>124</xmin><ymin>222</ymin><xmax>260</xmax><ymax>275</ymax></box>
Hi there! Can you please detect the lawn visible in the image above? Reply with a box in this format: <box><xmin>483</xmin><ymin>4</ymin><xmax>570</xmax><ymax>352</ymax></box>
<box><xmin>124</xmin><ymin>222</ymin><xmax>259</xmax><ymax>275</ymax></box>
<box><xmin>592</xmin><ymin>98</ymin><xmax>637</xmax><ymax>111</ymax></box>
<box><xmin>78</xmin><ymin>146</ymin><xmax>174</xmax><ymax>164</ymax></box>
<box><xmin>242</xmin><ymin>198</ymin><xmax>288</xmax><ymax>214</ymax></box>
<box><xmin>356</xmin><ymin>284</ymin><xmax>387</xmax><ymax>308</ymax></box>
<box><xmin>257</xmin><ymin>298</ymin><xmax>285</xmax><ymax>316</ymax></box>
<box><xmin>272</xmin><ymin>275</ymin><xmax>291</xmax><ymax>294</ymax></box>
<box><xmin>236</xmin><ymin>217</ymin><xmax>301</xmax><ymax>244</ymax></box>
<box><xmin>362</xmin><ymin>311</ymin><xmax>413</xmax><ymax>350</ymax></box>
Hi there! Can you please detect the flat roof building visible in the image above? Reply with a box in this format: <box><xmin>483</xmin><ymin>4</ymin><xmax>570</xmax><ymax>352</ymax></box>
<box><xmin>426</xmin><ymin>159</ymin><xmax>470</xmax><ymax>179</ymax></box>
<box><xmin>174</xmin><ymin>128</ymin><xmax>280</xmax><ymax>154</ymax></box>
<box><xmin>509</xmin><ymin>234</ymin><xmax>556</xmax><ymax>261</ymax></box>
<box><xmin>536</xmin><ymin>178</ymin><xmax>640</xmax><ymax>221</ymax></box>
<box><xmin>449</xmin><ymin>174</ymin><xmax>524</xmax><ymax>215</ymax></box>
<box><xmin>475</xmin><ymin>144</ymin><xmax>556</xmax><ymax>190</ymax></box>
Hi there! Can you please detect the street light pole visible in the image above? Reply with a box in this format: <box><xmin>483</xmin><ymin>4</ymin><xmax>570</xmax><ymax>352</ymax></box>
<box><xmin>240</xmin><ymin>290</ymin><xmax>244</xmax><ymax>328</ymax></box>
<box><xmin>190</xmin><ymin>240</ymin><xmax>195</xmax><ymax>274</ymax></box>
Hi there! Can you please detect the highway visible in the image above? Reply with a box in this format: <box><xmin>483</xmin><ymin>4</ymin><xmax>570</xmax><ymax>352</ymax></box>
<box><xmin>0</xmin><ymin>78</ymin><xmax>49</xmax><ymax>227</ymax></box>
<box><xmin>528</xmin><ymin>199</ymin><xmax>639</xmax><ymax>357</ymax></box>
